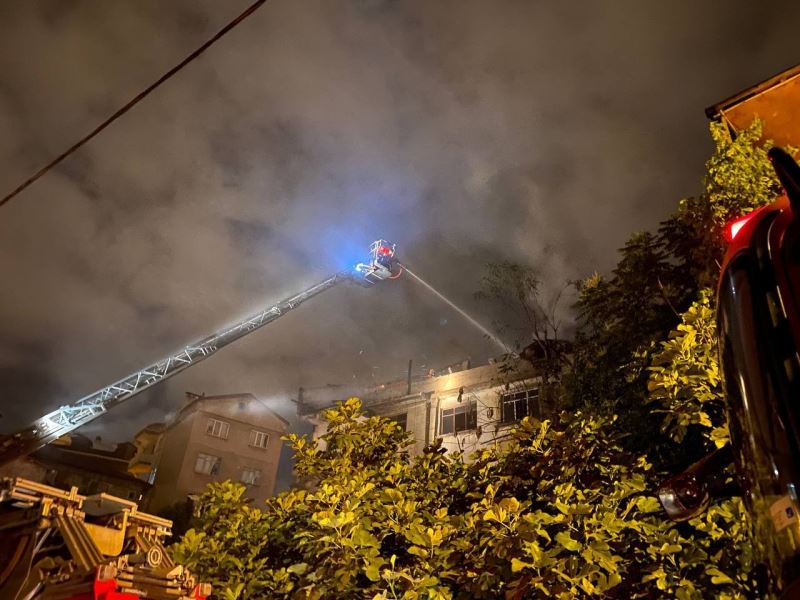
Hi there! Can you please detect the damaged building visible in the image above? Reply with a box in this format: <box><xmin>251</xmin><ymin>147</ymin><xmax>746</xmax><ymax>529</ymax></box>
<box><xmin>303</xmin><ymin>354</ymin><xmax>557</xmax><ymax>457</ymax></box>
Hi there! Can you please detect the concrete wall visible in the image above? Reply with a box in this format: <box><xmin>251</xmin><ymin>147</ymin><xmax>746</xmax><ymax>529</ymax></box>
<box><xmin>148</xmin><ymin>395</ymin><xmax>286</xmax><ymax>512</ymax></box>
<box><xmin>0</xmin><ymin>457</ymin><xmax>48</xmax><ymax>481</ymax></box>
<box><xmin>148</xmin><ymin>416</ymin><xmax>194</xmax><ymax>511</ymax></box>
<box><xmin>309</xmin><ymin>358</ymin><xmax>543</xmax><ymax>459</ymax></box>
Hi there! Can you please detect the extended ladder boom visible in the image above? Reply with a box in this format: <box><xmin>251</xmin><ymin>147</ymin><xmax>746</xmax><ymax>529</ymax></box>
<box><xmin>0</xmin><ymin>239</ymin><xmax>403</xmax><ymax>467</ymax></box>
<box><xmin>0</xmin><ymin>240</ymin><xmax>402</xmax><ymax>465</ymax></box>
<box><xmin>0</xmin><ymin>274</ymin><xmax>348</xmax><ymax>466</ymax></box>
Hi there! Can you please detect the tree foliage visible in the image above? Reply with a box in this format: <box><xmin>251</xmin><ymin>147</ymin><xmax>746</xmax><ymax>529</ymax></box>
<box><xmin>672</xmin><ymin>120</ymin><xmax>781</xmax><ymax>286</ymax></box>
<box><xmin>476</xmin><ymin>261</ymin><xmax>570</xmax><ymax>387</ymax></box>
<box><xmin>171</xmin><ymin>399</ymin><xmax>754</xmax><ymax>599</ymax></box>
<box><xmin>569</xmin><ymin>120</ymin><xmax>781</xmax><ymax>453</ymax></box>
<box><xmin>566</xmin><ymin>229</ymin><xmax>698</xmax><ymax>464</ymax></box>
<box><xmin>647</xmin><ymin>290</ymin><xmax>728</xmax><ymax>449</ymax></box>
<box><xmin>569</xmin><ymin>231</ymin><xmax>694</xmax><ymax>416</ymax></box>
<box><xmin>157</xmin><ymin>498</ymin><xmax>195</xmax><ymax>544</ymax></box>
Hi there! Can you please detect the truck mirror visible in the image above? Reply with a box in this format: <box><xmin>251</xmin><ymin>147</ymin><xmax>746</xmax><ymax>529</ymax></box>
<box><xmin>658</xmin><ymin>472</ymin><xmax>710</xmax><ymax>522</ymax></box>
<box><xmin>657</xmin><ymin>445</ymin><xmax>734</xmax><ymax>522</ymax></box>
<box><xmin>769</xmin><ymin>147</ymin><xmax>800</xmax><ymax>213</ymax></box>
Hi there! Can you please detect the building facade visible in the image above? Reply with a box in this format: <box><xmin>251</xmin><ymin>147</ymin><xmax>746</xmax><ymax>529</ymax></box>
<box><xmin>305</xmin><ymin>357</ymin><xmax>546</xmax><ymax>457</ymax></box>
<box><xmin>0</xmin><ymin>434</ymin><xmax>150</xmax><ymax>502</ymax></box>
<box><xmin>137</xmin><ymin>392</ymin><xmax>288</xmax><ymax>512</ymax></box>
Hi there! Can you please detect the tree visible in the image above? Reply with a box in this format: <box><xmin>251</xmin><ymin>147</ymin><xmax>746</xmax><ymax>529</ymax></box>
<box><xmin>171</xmin><ymin>399</ymin><xmax>754</xmax><ymax>599</ymax></box>
<box><xmin>157</xmin><ymin>498</ymin><xmax>196</xmax><ymax>544</ymax></box>
<box><xmin>647</xmin><ymin>290</ymin><xmax>728</xmax><ymax>451</ymax></box>
<box><xmin>568</xmin><ymin>120</ymin><xmax>783</xmax><ymax>457</ymax></box>
<box><xmin>565</xmin><ymin>229</ymin><xmax>698</xmax><ymax>466</ymax></box>
<box><xmin>671</xmin><ymin>120</ymin><xmax>782</xmax><ymax>287</ymax></box>
<box><xmin>170</xmin><ymin>120</ymin><xmax>785</xmax><ymax>599</ymax></box>
<box><xmin>569</xmin><ymin>230</ymin><xmax>695</xmax><ymax>416</ymax></box>
<box><xmin>475</xmin><ymin>262</ymin><xmax>571</xmax><ymax>389</ymax></box>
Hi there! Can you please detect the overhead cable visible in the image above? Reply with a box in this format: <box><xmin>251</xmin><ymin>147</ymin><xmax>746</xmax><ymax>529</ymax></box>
<box><xmin>0</xmin><ymin>0</ymin><xmax>268</xmax><ymax>210</ymax></box>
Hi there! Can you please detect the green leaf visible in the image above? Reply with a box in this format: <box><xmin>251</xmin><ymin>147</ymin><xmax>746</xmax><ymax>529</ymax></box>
<box><xmin>555</xmin><ymin>531</ymin><xmax>582</xmax><ymax>552</ymax></box>
<box><xmin>635</xmin><ymin>496</ymin><xmax>662</xmax><ymax>514</ymax></box>
<box><xmin>287</xmin><ymin>563</ymin><xmax>308</xmax><ymax>575</ymax></box>
<box><xmin>511</xmin><ymin>558</ymin><xmax>533</xmax><ymax>573</ymax></box>
<box><xmin>706</xmin><ymin>567</ymin><xmax>735</xmax><ymax>585</ymax></box>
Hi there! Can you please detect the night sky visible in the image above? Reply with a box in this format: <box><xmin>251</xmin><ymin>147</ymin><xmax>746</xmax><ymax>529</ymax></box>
<box><xmin>1</xmin><ymin>1</ymin><xmax>798</xmax><ymax>490</ymax></box>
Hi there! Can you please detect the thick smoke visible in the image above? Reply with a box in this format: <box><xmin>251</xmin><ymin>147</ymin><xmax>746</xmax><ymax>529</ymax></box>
<box><xmin>0</xmin><ymin>1</ymin><xmax>798</xmax><ymax>490</ymax></box>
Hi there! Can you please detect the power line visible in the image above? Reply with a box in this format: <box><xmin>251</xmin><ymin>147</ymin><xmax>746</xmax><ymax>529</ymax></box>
<box><xmin>0</xmin><ymin>0</ymin><xmax>268</xmax><ymax>210</ymax></box>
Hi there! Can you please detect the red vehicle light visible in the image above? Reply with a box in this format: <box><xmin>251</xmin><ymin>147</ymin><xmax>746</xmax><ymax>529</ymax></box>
<box><xmin>725</xmin><ymin>211</ymin><xmax>758</xmax><ymax>242</ymax></box>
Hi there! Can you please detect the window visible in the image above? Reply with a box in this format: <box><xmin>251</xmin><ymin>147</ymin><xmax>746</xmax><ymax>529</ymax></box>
<box><xmin>240</xmin><ymin>467</ymin><xmax>261</xmax><ymax>486</ymax></box>
<box><xmin>206</xmin><ymin>418</ymin><xmax>230</xmax><ymax>439</ymax></box>
<box><xmin>440</xmin><ymin>403</ymin><xmax>477</xmax><ymax>435</ymax></box>
<box><xmin>249</xmin><ymin>430</ymin><xmax>269</xmax><ymax>449</ymax></box>
<box><xmin>388</xmin><ymin>413</ymin><xmax>408</xmax><ymax>431</ymax></box>
<box><xmin>195</xmin><ymin>452</ymin><xmax>221</xmax><ymax>475</ymax></box>
<box><xmin>500</xmin><ymin>388</ymin><xmax>540</xmax><ymax>423</ymax></box>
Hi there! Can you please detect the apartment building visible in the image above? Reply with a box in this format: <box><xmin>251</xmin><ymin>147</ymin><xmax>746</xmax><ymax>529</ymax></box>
<box><xmin>304</xmin><ymin>356</ymin><xmax>547</xmax><ymax>457</ymax></box>
<box><xmin>136</xmin><ymin>392</ymin><xmax>288</xmax><ymax>512</ymax></box>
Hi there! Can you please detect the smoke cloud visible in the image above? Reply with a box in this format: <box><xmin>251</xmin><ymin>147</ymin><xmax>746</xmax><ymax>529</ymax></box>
<box><xmin>0</xmin><ymin>1</ymin><xmax>798</xmax><ymax>489</ymax></box>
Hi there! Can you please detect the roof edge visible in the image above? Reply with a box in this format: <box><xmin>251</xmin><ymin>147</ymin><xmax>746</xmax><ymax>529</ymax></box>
<box><xmin>705</xmin><ymin>63</ymin><xmax>800</xmax><ymax>120</ymax></box>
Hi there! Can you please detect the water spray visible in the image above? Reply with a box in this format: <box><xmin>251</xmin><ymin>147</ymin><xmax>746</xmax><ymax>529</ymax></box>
<box><xmin>351</xmin><ymin>244</ymin><xmax>512</xmax><ymax>354</ymax></box>
<box><xmin>401</xmin><ymin>265</ymin><xmax>512</xmax><ymax>354</ymax></box>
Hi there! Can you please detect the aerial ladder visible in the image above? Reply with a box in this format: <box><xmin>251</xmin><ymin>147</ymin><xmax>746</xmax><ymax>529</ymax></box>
<box><xmin>0</xmin><ymin>239</ymin><xmax>401</xmax><ymax>466</ymax></box>
<box><xmin>0</xmin><ymin>239</ymin><xmax>403</xmax><ymax>599</ymax></box>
